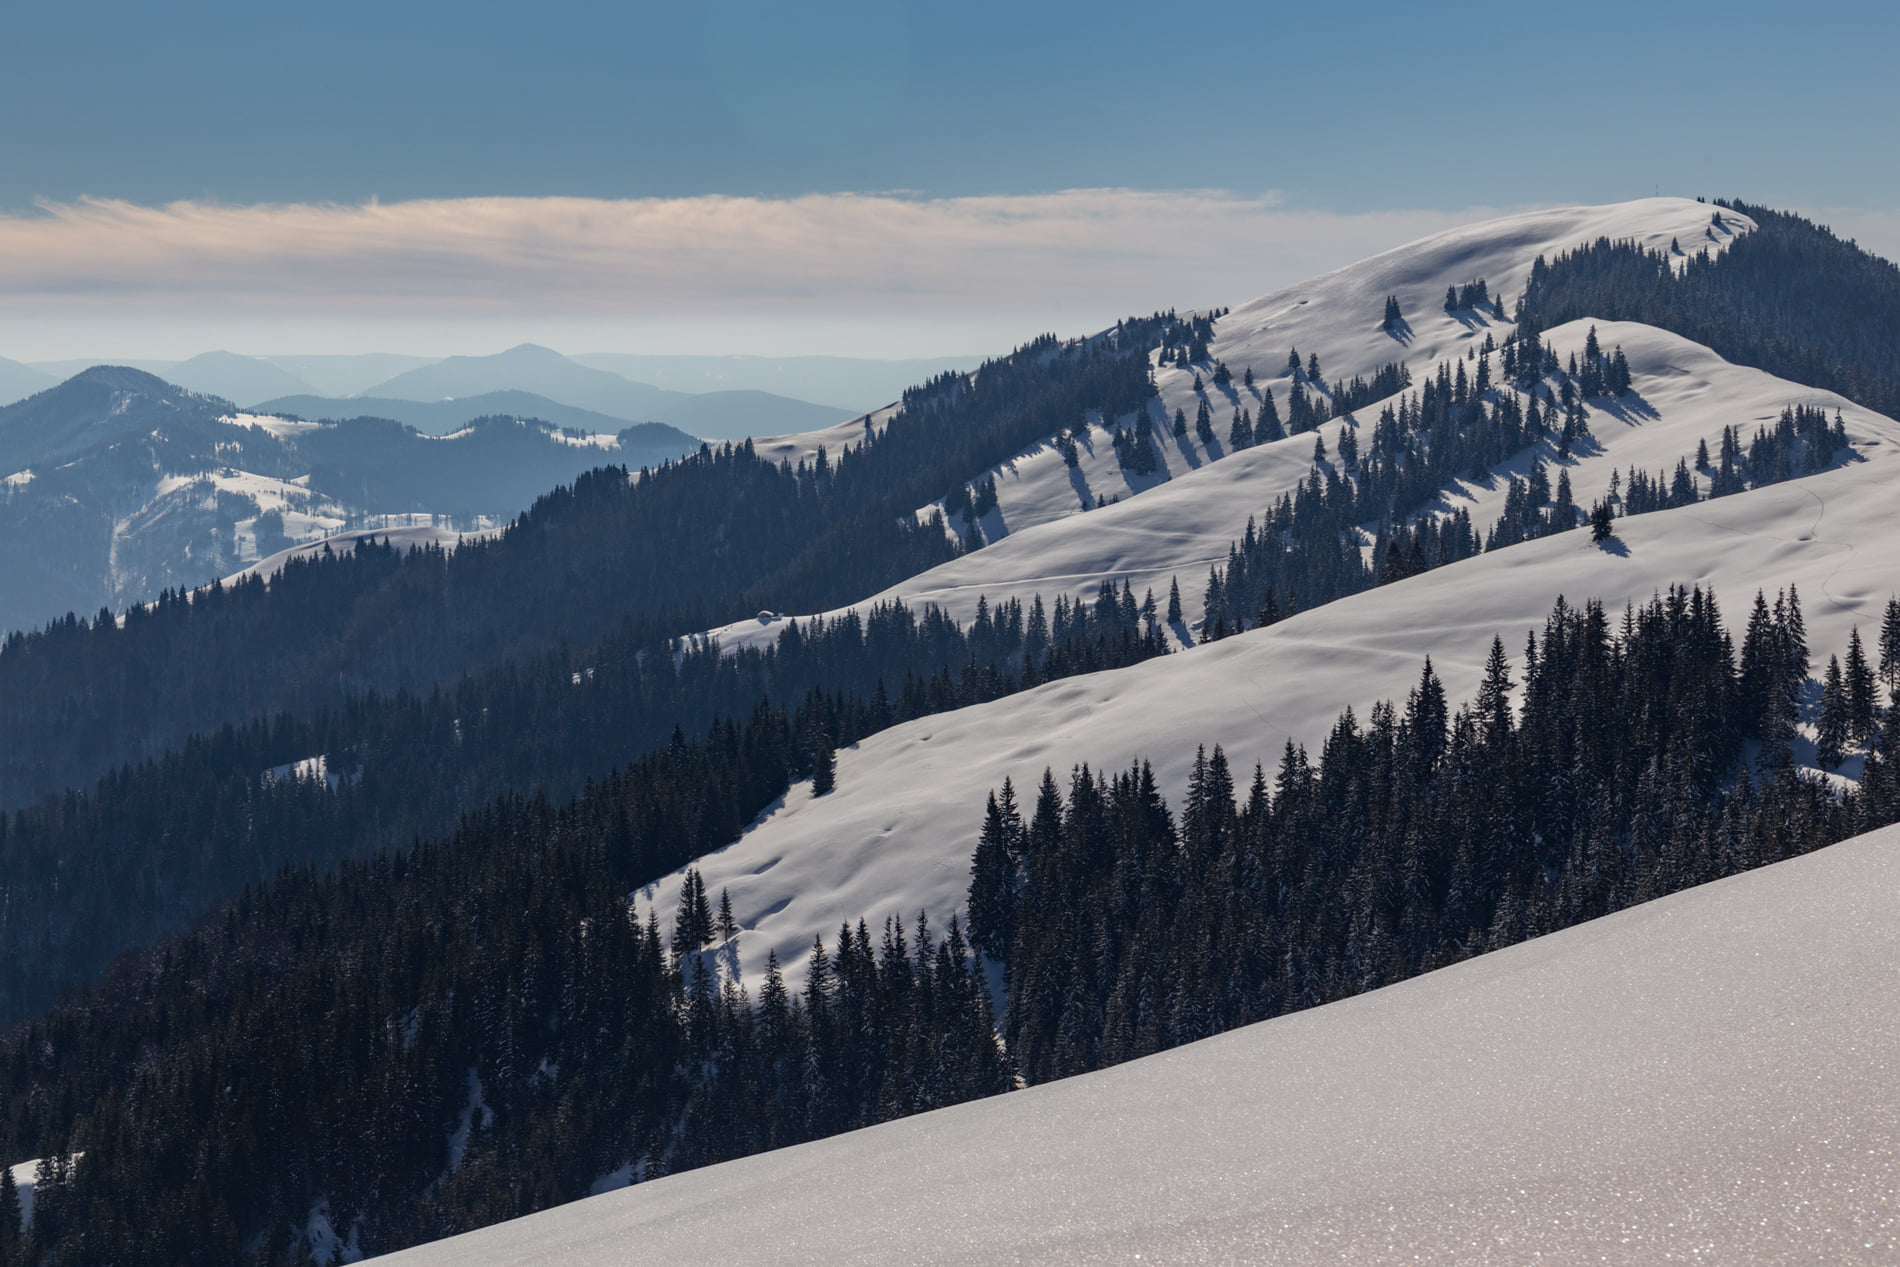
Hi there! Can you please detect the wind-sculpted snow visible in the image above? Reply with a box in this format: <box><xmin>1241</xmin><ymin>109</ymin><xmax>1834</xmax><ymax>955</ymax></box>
<box><xmin>386</xmin><ymin>821</ymin><xmax>1900</xmax><ymax>1265</ymax></box>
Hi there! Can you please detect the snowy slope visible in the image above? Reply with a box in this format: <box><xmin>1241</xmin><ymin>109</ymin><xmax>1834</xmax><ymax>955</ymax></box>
<box><xmin>748</xmin><ymin>404</ymin><xmax>892</xmax><ymax>470</ymax></box>
<box><xmin>705</xmin><ymin>318</ymin><xmax>1875</xmax><ymax>651</ymax></box>
<box><xmin>657</xmin><ymin>338</ymin><xmax>1900</xmax><ymax>997</ymax></box>
<box><xmin>221</xmin><ymin>524</ymin><xmax>494</xmax><ymax>586</ymax></box>
<box><xmin>887</xmin><ymin>198</ymin><xmax>1751</xmax><ymax>558</ymax></box>
<box><xmin>385</xmin><ymin>820</ymin><xmax>1900</xmax><ymax>1266</ymax></box>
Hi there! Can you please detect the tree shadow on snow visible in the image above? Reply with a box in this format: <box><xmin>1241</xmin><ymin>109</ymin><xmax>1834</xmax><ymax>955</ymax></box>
<box><xmin>1590</xmin><ymin>389</ymin><xmax>1660</xmax><ymax>424</ymax></box>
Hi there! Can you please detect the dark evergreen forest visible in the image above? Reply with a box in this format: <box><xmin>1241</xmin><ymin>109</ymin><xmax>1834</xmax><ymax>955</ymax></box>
<box><xmin>0</xmin><ymin>320</ymin><xmax>1168</xmax><ymax>809</ymax></box>
<box><xmin>0</xmin><ymin>579</ymin><xmax>1167</xmax><ymax>1026</ymax></box>
<box><xmin>1516</xmin><ymin>200</ymin><xmax>1900</xmax><ymax>419</ymax></box>
<box><xmin>1</xmin><ymin>586</ymin><xmax>1895</xmax><ymax>1265</ymax></box>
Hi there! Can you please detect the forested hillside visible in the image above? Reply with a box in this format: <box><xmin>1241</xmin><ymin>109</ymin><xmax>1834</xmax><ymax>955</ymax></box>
<box><xmin>1517</xmin><ymin>200</ymin><xmax>1900</xmax><ymax>418</ymax></box>
<box><xmin>4</xmin><ymin>588</ymin><xmax>1897</xmax><ymax>1265</ymax></box>
<box><xmin>0</xmin><ymin>578</ymin><xmax>1165</xmax><ymax>1024</ymax></box>
<box><xmin>0</xmin><ymin>322</ymin><xmax>1164</xmax><ymax>808</ymax></box>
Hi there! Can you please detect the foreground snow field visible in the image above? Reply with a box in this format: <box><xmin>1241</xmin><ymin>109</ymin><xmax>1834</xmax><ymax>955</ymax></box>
<box><xmin>383</xmin><ymin>820</ymin><xmax>1900</xmax><ymax>1265</ymax></box>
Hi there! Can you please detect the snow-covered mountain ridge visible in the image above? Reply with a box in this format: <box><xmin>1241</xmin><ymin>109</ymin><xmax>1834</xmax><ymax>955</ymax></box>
<box><xmin>0</xmin><ymin>371</ymin><xmax>700</xmax><ymax>634</ymax></box>
<box><xmin>890</xmin><ymin>198</ymin><xmax>1751</xmax><ymax>565</ymax></box>
<box><xmin>662</xmin><ymin>201</ymin><xmax>1895</xmax><ymax>999</ymax></box>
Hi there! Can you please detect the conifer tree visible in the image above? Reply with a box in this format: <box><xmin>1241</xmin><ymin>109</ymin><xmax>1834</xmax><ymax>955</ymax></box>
<box><xmin>0</xmin><ymin>1164</ymin><xmax>17</xmax><ymax>1263</ymax></box>
<box><xmin>811</xmin><ymin>738</ymin><xmax>837</xmax><ymax>796</ymax></box>
<box><xmin>1591</xmin><ymin>499</ymin><xmax>1615</xmax><ymax>542</ymax></box>
<box><xmin>1337</xmin><ymin>424</ymin><xmax>1358</xmax><ymax>469</ymax></box>
<box><xmin>1474</xmin><ymin>635</ymin><xmax>1515</xmax><ymax>744</ymax></box>
<box><xmin>1882</xmin><ymin>598</ymin><xmax>1900</xmax><ymax>695</ymax></box>
<box><xmin>717</xmin><ymin>888</ymin><xmax>738</xmax><ymax>942</ymax></box>
<box><xmin>1167</xmin><ymin>577</ymin><xmax>1183</xmax><ymax>625</ymax></box>
<box><xmin>1846</xmin><ymin>627</ymin><xmax>1877</xmax><ymax>742</ymax></box>
<box><xmin>1818</xmin><ymin>655</ymin><xmax>1848</xmax><ymax>770</ymax></box>
<box><xmin>1256</xmin><ymin>389</ymin><xmax>1284</xmax><ymax>442</ymax></box>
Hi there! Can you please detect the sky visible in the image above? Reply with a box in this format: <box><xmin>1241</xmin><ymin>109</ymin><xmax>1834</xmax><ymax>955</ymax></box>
<box><xmin>0</xmin><ymin>0</ymin><xmax>1894</xmax><ymax>360</ymax></box>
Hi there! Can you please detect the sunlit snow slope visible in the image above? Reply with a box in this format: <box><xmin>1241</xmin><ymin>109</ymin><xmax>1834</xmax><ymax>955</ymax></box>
<box><xmin>933</xmin><ymin>198</ymin><xmax>1747</xmax><ymax>563</ymax></box>
<box><xmin>386</xmin><ymin>820</ymin><xmax>1900</xmax><ymax>1266</ymax></box>
<box><xmin>655</xmin><ymin>321</ymin><xmax>1900</xmax><ymax>999</ymax></box>
<box><xmin>710</xmin><ymin>315</ymin><xmax>1848</xmax><ymax>652</ymax></box>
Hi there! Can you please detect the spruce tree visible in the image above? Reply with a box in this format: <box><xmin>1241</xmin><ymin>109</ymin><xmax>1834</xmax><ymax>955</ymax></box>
<box><xmin>1882</xmin><ymin>597</ymin><xmax>1900</xmax><ymax>695</ymax></box>
<box><xmin>969</xmin><ymin>787</ymin><xmax>1019</xmax><ymax>959</ymax></box>
<box><xmin>0</xmin><ymin>1164</ymin><xmax>17</xmax><ymax>1263</ymax></box>
<box><xmin>811</xmin><ymin>738</ymin><xmax>837</xmax><ymax>796</ymax></box>
<box><xmin>1257</xmin><ymin>389</ymin><xmax>1284</xmax><ymax>442</ymax></box>
<box><xmin>1590</xmin><ymin>500</ymin><xmax>1615</xmax><ymax>543</ymax></box>
<box><xmin>1846</xmin><ymin>627</ymin><xmax>1877</xmax><ymax>742</ymax></box>
<box><xmin>1474</xmin><ymin>635</ymin><xmax>1515</xmax><ymax>744</ymax></box>
<box><xmin>1817</xmin><ymin>655</ymin><xmax>1848</xmax><ymax>770</ymax></box>
<box><xmin>1167</xmin><ymin>577</ymin><xmax>1183</xmax><ymax>625</ymax></box>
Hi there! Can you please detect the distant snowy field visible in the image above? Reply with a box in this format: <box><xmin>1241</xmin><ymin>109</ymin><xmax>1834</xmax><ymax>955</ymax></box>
<box><xmin>383</xmin><ymin>819</ymin><xmax>1900</xmax><ymax>1265</ymax></box>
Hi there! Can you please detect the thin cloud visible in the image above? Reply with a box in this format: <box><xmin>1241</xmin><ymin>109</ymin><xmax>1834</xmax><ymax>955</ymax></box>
<box><xmin>0</xmin><ymin>191</ymin><xmax>1511</xmax><ymax>321</ymax></box>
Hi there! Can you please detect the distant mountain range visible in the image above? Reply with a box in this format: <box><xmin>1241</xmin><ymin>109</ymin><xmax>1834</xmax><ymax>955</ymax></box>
<box><xmin>570</xmin><ymin>352</ymin><xmax>979</xmax><ymax>412</ymax></box>
<box><xmin>255</xmin><ymin>390</ymin><xmax>663</xmax><ymax>438</ymax></box>
<box><xmin>258</xmin><ymin>356</ymin><xmax>857</xmax><ymax>440</ymax></box>
<box><xmin>0</xmin><ymin>355</ymin><xmax>55</xmax><ymax>404</ymax></box>
<box><xmin>0</xmin><ymin>366</ymin><xmax>701</xmax><ymax>633</ymax></box>
<box><xmin>10</xmin><ymin>344</ymin><xmax>978</xmax><ymax>438</ymax></box>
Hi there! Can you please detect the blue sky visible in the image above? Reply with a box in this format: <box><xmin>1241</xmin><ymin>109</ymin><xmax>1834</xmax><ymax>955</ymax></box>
<box><xmin>5</xmin><ymin>0</ymin><xmax>1892</xmax><ymax>210</ymax></box>
<box><xmin>0</xmin><ymin>0</ymin><xmax>1893</xmax><ymax>358</ymax></box>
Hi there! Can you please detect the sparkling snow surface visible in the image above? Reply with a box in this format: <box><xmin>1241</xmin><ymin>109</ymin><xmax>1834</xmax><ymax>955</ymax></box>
<box><xmin>383</xmin><ymin>822</ymin><xmax>1900</xmax><ymax>1265</ymax></box>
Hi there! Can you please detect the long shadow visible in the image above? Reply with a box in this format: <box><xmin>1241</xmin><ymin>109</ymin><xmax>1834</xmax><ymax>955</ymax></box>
<box><xmin>1595</xmin><ymin>535</ymin><xmax>1630</xmax><ymax>557</ymax></box>
<box><xmin>1591</xmin><ymin>389</ymin><xmax>1660</xmax><ymax>423</ymax></box>
<box><xmin>1383</xmin><ymin>317</ymin><xmax>1415</xmax><ymax>346</ymax></box>
<box><xmin>1444</xmin><ymin>307</ymin><xmax>1502</xmax><ymax>333</ymax></box>
<box><xmin>1068</xmin><ymin>462</ymin><xmax>1094</xmax><ymax>510</ymax></box>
